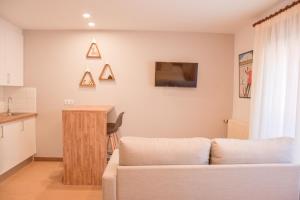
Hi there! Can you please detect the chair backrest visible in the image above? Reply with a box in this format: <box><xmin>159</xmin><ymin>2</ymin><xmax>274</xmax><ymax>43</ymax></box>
<box><xmin>115</xmin><ymin>112</ymin><xmax>125</xmax><ymax>129</ymax></box>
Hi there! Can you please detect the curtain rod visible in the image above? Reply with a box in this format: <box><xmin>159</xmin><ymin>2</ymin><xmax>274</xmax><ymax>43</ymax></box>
<box><xmin>253</xmin><ymin>0</ymin><xmax>300</xmax><ymax>27</ymax></box>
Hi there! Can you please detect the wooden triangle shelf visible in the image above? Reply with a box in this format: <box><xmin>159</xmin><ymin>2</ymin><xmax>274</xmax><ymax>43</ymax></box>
<box><xmin>87</xmin><ymin>42</ymin><xmax>101</xmax><ymax>59</ymax></box>
<box><xmin>79</xmin><ymin>71</ymin><xmax>96</xmax><ymax>87</ymax></box>
<box><xmin>99</xmin><ymin>64</ymin><xmax>115</xmax><ymax>81</ymax></box>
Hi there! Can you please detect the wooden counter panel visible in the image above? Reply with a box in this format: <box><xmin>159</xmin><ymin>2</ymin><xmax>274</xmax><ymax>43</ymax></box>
<box><xmin>63</xmin><ymin>110</ymin><xmax>108</xmax><ymax>185</ymax></box>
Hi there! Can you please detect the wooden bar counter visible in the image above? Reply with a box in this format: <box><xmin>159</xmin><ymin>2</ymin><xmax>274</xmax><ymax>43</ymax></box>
<box><xmin>62</xmin><ymin>105</ymin><xmax>113</xmax><ymax>185</ymax></box>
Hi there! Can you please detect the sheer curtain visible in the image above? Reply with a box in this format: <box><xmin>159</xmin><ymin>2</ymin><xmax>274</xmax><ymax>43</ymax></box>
<box><xmin>250</xmin><ymin>5</ymin><xmax>300</xmax><ymax>159</ymax></box>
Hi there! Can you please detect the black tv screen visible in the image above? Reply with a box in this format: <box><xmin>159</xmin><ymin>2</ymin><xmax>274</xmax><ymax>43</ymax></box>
<box><xmin>155</xmin><ymin>62</ymin><xmax>198</xmax><ymax>88</ymax></box>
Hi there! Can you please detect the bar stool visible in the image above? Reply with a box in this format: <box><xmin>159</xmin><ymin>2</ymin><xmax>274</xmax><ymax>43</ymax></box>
<box><xmin>107</xmin><ymin>112</ymin><xmax>124</xmax><ymax>152</ymax></box>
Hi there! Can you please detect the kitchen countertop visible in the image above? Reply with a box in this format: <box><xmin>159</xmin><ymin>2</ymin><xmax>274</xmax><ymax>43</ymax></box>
<box><xmin>0</xmin><ymin>113</ymin><xmax>38</xmax><ymax>124</ymax></box>
<box><xmin>62</xmin><ymin>105</ymin><xmax>113</xmax><ymax>113</ymax></box>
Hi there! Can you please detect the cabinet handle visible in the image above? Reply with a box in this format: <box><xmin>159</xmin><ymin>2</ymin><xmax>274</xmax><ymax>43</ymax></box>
<box><xmin>1</xmin><ymin>126</ymin><xmax>3</xmax><ymax>138</ymax></box>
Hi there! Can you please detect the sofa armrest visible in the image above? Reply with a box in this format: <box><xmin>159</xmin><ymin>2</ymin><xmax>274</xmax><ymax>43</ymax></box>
<box><xmin>102</xmin><ymin>150</ymin><xmax>119</xmax><ymax>200</ymax></box>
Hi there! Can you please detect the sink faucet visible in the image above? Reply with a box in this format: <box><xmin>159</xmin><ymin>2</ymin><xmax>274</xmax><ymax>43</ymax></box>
<box><xmin>7</xmin><ymin>97</ymin><xmax>13</xmax><ymax>116</ymax></box>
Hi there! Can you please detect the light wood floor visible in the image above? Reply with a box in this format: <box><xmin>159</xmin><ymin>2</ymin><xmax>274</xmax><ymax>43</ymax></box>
<box><xmin>0</xmin><ymin>161</ymin><xmax>102</xmax><ymax>200</ymax></box>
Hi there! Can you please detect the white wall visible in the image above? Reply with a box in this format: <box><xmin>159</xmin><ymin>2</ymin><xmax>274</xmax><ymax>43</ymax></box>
<box><xmin>0</xmin><ymin>86</ymin><xmax>36</xmax><ymax>113</ymax></box>
<box><xmin>232</xmin><ymin>22</ymin><xmax>254</xmax><ymax>122</ymax></box>
<box><xmin>24</xmin><ymin>31</ymin><xmax>234</xmax><ymax>157</ymax></box>
<box><xmin>232</xmin><ymin>0</ymin><xmax>294</xmax><ymax>123</ymax></box>
<box><xmin>0</xmin><ymin>87</ymin><xmax>4</xmax><ymax>112</ymax></box>
<box><xmin>3</xmin><ymin>87</ymin><xmax>36</xmax><ymax>112</ymax></box>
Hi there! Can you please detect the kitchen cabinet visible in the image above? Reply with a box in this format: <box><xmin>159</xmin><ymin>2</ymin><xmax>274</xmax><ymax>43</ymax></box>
<box><xmin>62</xmin><ymin>105</ymin><xmax>113</xmax><ymax>185</ymax></box>
<box><xmin>0</xmin><ymin>118</ymin><xmax>36</xmax><ymax>175</ymax></box>
<box><xmin>0</xmin><ymin>18</ymin><xmax>23</xmax><ymax>86</ymax></box>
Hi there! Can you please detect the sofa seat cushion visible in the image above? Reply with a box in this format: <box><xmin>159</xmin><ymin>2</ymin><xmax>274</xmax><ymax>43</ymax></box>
<box><xmin>210</xmin><ymin>137</ymin><xmax>295</xmax><ymax>164</ymax></box>
<box><xmin>119</xmin><ymin>137</ymin><xmax>211</xmax><ymax>166</ymax></box>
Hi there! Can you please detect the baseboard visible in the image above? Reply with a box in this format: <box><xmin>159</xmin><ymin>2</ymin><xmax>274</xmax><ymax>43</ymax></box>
<box><xmin>0</xmin><ymin>156</ymin><xmax>33</xmax><ymax>182</ymax></box>
<box><xmin>34</xmin><ymin>157</ymin><xmax>63</xmax><ymax>161</ymax></box>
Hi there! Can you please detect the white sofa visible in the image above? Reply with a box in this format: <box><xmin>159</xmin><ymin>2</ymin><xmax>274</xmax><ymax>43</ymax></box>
<box><xmin>103</xmin><ymin>137</ymin><xmax>300</xmax><ymax>200</ymax></box>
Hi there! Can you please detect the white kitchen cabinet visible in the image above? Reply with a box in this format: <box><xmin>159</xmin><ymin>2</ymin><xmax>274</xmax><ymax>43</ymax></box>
<box><xmin>22</xmin><ymin>118</ymin><xmax>36</xmax><ymax>159</ymax></box>
<box><xmin>0</xmin><ymin>121</ymin><xmax>22</xmax><ymax>174</ymax></box>
<box><xmin>0</xmin><ymin>19</ymin><xmax>6</xmax><ymax>85</ymax></box>
<box><xmin>0</xmin><ymin>18</ymin><xmax>23</xmax><ymax>86</ymax></box>
<box><xmin>0</xmin><ymin>118</ymin><xmax>36</xmax><ymax>175</ymax></box>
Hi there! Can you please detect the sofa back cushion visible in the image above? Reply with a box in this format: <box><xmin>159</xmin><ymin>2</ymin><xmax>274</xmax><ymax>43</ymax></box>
<box><xmin>210</xmin><ymin>137</ymin><xmax>294</xmax><ymax>164</ymax></box>
<box><xmin>119</xmin><ymin>137</ymin><xmax>211</xmax><ymax>166</ymax></box>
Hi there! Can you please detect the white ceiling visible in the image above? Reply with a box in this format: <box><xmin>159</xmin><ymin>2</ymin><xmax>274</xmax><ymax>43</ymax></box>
<box><xmin>0</xmin><ymin>0</ymin><xmax>283</xmax><ymax>33</ymax></box>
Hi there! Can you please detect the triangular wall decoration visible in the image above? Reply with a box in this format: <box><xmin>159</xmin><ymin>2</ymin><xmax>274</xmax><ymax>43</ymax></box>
<box><xmin>99</xmin><ymin>64</ymin><xmax>115</xmax><ymax>80</ymax></box>
<box><xmin>86</xmin><ymin>42</ymin><xmax>101</xmax><ymax>58</ymax></box>
<box><xmin>79</xmin><ymin>71</ymin><xmax>96</xmax><ymax>87</ymax></box>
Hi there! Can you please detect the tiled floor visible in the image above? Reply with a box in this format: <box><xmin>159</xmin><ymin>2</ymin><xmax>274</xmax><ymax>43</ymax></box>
<box><xmin>0</xmin><ymin>161</ymin><xmax>101</xmax><ymax>200</ymax></box>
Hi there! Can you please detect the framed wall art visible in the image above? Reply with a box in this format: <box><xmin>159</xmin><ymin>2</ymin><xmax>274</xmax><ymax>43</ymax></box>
<box><xmin>239</xmin><ymin>50</ymin><xmax>253</xmax><ymax>98</ymax></box>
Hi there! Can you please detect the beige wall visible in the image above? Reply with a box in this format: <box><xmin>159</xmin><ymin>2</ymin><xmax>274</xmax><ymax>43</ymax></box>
<box><xmin>0</xmin><ymin>87</ymin><xmax>4</xmax><ymax>111</ymax></box>
<box><xmin>24</xmin><ymin>31</ymin><xmax>233</xmax><ymax>157</ymax></box>
<box><xmin>2</xmin><ymin>87</ymin><xmax>36</xmax><ymax>112</ymax></box>
<box><xmin>232</xmin><ymin>23</ymin><xmax>254</xmax><ymax>122</ymax></box>
<box><xmin>0</xmin><ymin>86</ymin><xmax>36</xmax><ymax>113</ymax></box>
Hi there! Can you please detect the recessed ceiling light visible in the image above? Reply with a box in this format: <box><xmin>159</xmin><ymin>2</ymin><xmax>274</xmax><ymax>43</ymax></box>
<box><xmin>82</xmin><ymin>13</ymin><xmax>91</xmax><ymax>19</ymax></box>
<box><xmin>88</xmin><ymin>22</ymin><xmax>95</xmax><ymax>27</ymax></box>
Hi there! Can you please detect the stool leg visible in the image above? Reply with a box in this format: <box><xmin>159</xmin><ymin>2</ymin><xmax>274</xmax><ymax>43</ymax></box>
<box><xmin>113</xmin><ymin>133</ymin><xmax>119</xmax><ymax>148</ymax></box>
<box><xmin>109</xmin><ymin>135</ymin><xmax>116</xmax><ymax>151</ymax></box>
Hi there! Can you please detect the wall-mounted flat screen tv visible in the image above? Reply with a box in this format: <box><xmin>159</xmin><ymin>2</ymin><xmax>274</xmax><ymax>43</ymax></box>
<box><xmin>155</xmin><ymin>62</ymin><xmax>198</xmax><ymax>88</ymax></box>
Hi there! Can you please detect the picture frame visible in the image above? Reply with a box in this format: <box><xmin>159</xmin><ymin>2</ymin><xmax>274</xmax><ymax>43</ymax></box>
<box><xmin>239</xmin><ymin>50</ymin><xmax>253</xmax><ymax>98</ymax></box>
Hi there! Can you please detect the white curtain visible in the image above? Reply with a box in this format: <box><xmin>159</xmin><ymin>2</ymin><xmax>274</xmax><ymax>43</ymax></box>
<box><xmin>250</xmin><ymin>6</ymin><xmax>300</xmax><ymax>139</ymax></box>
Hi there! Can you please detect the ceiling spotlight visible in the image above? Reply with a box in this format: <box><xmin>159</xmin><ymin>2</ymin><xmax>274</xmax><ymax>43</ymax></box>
<box><xmin>82</xmin><ymin>13</ymin><xmax>91</xmax><ymax>19</ymax></box>
<box><xmin>88</xmin><ymin>22</ymin><xmax>95</xmax><ymax>27</ymax></box>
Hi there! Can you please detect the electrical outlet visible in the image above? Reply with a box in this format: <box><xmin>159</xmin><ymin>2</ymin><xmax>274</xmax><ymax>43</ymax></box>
<box><xmin>64</xmin><ymin>99</ymin><xmax>68</xmax><ymax>105</ymax></box>
<box><xmin>69</xmin><ymin>99</ymin><xmax>74</xmax><ymax>105</ymax></box>
<box><xmin>64</xmin><ymin>99</ymin><xmax>75</xmax><ymax>105</ymax></box>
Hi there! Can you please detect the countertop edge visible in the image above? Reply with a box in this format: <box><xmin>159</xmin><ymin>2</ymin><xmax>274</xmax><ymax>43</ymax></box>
<box><xmin>62</xmin><ymin>105</ymin><xmax>114</xmax><ymax>112</ymax></box>
<box><xmin>0</xmin><ymin>113</ymin><xmax>38</xmax><ymax>125</ymax></box>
